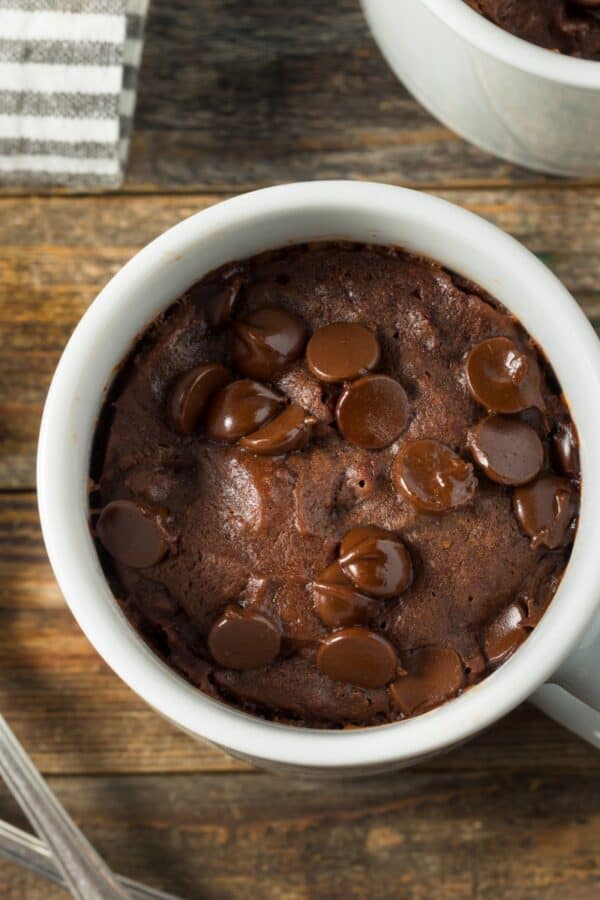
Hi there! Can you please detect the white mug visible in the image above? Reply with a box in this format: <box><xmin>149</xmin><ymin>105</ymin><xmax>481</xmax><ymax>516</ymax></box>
<box><xmin>361</xmin><ymin>0</ymin><xmax>600</xmax><ymax>177</ymax></box>
<box><xmin>38</xmin><ymin>182</ymin><xmax>600</xmax><ymax>776</ymax></box>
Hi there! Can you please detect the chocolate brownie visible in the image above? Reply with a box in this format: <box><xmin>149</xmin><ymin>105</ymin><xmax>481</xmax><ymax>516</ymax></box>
<box><xmin>465</xmin><ymin>0</ymin><xmax>600</xmax><ymax>60</ymax></box>
<box><xmin>90</xmin><ymin>242</ymin><xmax>580</xmax><ymax>728</ymax></box>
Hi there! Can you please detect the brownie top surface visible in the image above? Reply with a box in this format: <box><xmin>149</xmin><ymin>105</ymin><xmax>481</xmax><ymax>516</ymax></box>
<box><xmin>91</xmin><ymin>242</ymin><xmax>579</xmax><ymax>728</ymax></box>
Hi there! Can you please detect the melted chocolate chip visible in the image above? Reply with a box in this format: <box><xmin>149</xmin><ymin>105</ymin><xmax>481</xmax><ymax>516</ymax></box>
<box><xmin>232</xmin><ymin>307</ymin><xmax>306</xmax><ymax>380</ymax></box>
<box><xmin>466</xmin><ymin>337</ymin><xmax>544</xmax><ymax>414</ymax></box>
<box><xmin>316</xmin><ymin>626</ymin><xmax>398</xmax><ymax>688</ymax></box>
<box><xmin>521</xmin><ymin>564</ymin><xmax>564</xmax><ymax>627</ymax></box>
<box><xmin>552</xmin><ymin>420</ymin><xmax>580</xmax><ymax>480</ymax></box>
<box><xmin>467</xmin><ymin>414</ymin><xmax>544</xmax><ymax>486</ymax></box>
<box><xmin>203</xmin><ymin>379</ymin><xmax>284</xmax><ymax>442</ymax></box>
<box><xmin>339</xmin><ymin>526</ymin><xmax>412</xmax><ymax>598</ymax></box>
<box><xmin>484</xmin><ymin>603</ymin><xmax>528</xmax><ymax>666</ymax></box>
<box><xmin>335</xmin><ymin>374</ymin><xmax>410</xmax><ymax>449</ymax></box>
<box><xmin>392</xmin><ymin>439</ymin><xmax>477</xmax><ymax>513</ymax></box>
<box><xmin>239</xmin><ymin>404</ymin><xmax>315</xmax><ymax>456</ymax></box>
<box><xmin>168</xmin><ymin>363</ymin><xmax>230</xmax><ymax>434</ymax></box>
<box><xmin>208</xmin><ymin>606</ymin><xmax>282</xmax><ymax>670</ymax></box>
<box><xmin>313</xmin><ymin>561</ymin><xmax>377</xmax><ymax>628</ymax></box>
<box><xmin>306</xmin><ymin>322</ymin><xmax>380</xmax><ymax>383</ymax></box>
<box><xmin>513</xmin><ymin>474</ymin><xmax>577</xmax><ymax>549</ymax></box>
<box><xmin>203</xmin><ymin>277</ymin><xmax>243</xmax><ymax>328</ymax></box>
<box><xmin>389</xmin><ymin>647</ymin><xmax>464</xmax><ymax>716</ymax></box>
<box><xmin>96</xmin><ymin>499</ymin><xmax>169</xmax><ymax>568</ymax></box>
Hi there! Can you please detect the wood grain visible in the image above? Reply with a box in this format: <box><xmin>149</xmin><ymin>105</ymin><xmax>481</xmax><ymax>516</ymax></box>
<box><xmin>1</xmin><ymin>2</ymin><xmax>599</xmax><ymax>895</ymax></box>
<box><xmin>2</xmin><ymin>187</ymin><xmax>600</xmax><ymax>489</ymax></box>
<box><xmin>128</xmin><ymin>0</ymin><xmax>524</xmax><ymax>192</ymax></box>
<box><xmin>1</xmin><ymin>770</ymin><xmax>599</xmax><ymax>899</ymax></box>
<box><xmin>0</xmin><ymin>492</ymin><xmax>597</xmax><ymax>778</ymax></box>
<box><xmin>0</xmin><ymin>0</ymin><xmax>583</xmax><ymax>197</ymax></box>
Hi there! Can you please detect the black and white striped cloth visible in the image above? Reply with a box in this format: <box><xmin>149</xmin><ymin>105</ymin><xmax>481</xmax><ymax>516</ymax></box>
<box><xmin>0</xmin><ymin>0</ymin><xmax>148</xmax><ymax>188</ymax></box>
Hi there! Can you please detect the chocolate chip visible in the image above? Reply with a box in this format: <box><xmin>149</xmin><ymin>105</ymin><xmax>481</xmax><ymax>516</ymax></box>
<box><xmin>168</xmin><ymin>363</ymin><xmax>230</xmax><ymax>434</ymax></box>
<box><xmin>467</xmin><ymin>414</ymin><xmax>544</xmax><ymax>486</ymax></box>
<box><xmin>389</xmin><ymin>647</ymin><xmax>464</xmax><ymax>716</ymax></box>
<box><xmin>335</xmin><ymin>374</ymin><xmax>410</xmax><ymax>449</ymax></box>
<box><xmin>96</xmin><ymin>499</ymin><xmax>169</xmax><ymax>568</ymax></box>
<box><xmin>392</xmin><ymin>439</ymin><xmax>477</xmax><ymax>513</ymax></box>
<box><xmin>552</xmin><ymin>419</ymin><xmax>580</xmax><ymax>479</ymax></box>
<box><xmin>521</xmin><ymin>563</ymin><xmax>564</xmax><ymax>627</ymax></box>
<box><xmin>203</xmin><ymin>379</ymin><xmax>284</xmax><ymax>442</ymax></box>
<box><xmin>306</xmin><ymin>322</ymin><xmax>380</xmax><ymax>383</ymax></box>
<box><xmin>239</xmin><ymin>404</ymin><xmax>315</xmax><ymax>456</ymax></box>
<box><xmin>339</xmin><ymin>526</ymin><xmax>412</xmax><ymax>598</ymax></box>
<box><xmin>316</xmin><ymin>626</ymin><xmax>398</xmax><ymax>688</ymax></box>
<box><xmin>208</xmin><ymin>606</ymin><xmax>282</xmax><ymax>670</ymax></box>
<box><xmin>484</xmin><ymin>603</ymin><xmax>528</xmax><ymax>666</ymax></box>
<box><xmin>203</xmin><ymin>277</ymin><xmax>243</xmax><ymax>328</ymax></box>
<box><xmin>466</xmin><ymin>337</ymin><xmax>545</xmax><ymax>414</ymax></box>
<box><xmin>513</xmin><ymin>474</ymin><xmax>577</xmax><ymax>549</ymax></box>
<box><xmin>232</xmin><ymin>307</ymin><xmax>307</xmax><ymax>380</ymax></box>
<box><xmin>312</xmin><ymin>561</ymin><xmax>377</xmax><ymax>627</ymax></box>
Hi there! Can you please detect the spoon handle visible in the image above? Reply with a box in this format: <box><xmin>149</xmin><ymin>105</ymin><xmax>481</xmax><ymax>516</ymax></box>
<box><xmin>0</xmin><ymin>715</ymin><xmax>130</xmax><ymax>899</ymax></box>
<box><xmin>0</xmin><ymin>819</ymin><xmax>181</xmax><ymax>900</ymax></box>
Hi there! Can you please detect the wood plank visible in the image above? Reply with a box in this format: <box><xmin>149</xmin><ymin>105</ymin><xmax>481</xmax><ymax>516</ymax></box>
<box><xmin>124</xmin><ymin>0</ymin><xmax>600</xmax><ymax>191</ymax></box>
<box><xmin>1</xmin><ymin>188</ymin><xmax>600</xmax><ymax>488</ymax></box>
<box><xmin>1</xmin><ymin>491</ymin><xmax>597</xmax><ymax>777</ymax></box>
<box><xmin>127</xmin><ymin>0</ymin><xmax>525</xmax><ymax>192</ymax></box>
<box><xmin>1</xmin><ymin>770</ymin><xmax>599</xmax><ymax>899</ymax></box>
<box><xmin>0</xmin><ymin>0</ymin><xmax>584</xmax><ymax>196</ymax></box>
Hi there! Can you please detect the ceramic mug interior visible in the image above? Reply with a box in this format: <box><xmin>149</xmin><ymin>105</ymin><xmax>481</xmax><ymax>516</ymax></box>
<box><xmin>37</xmin><ymin>182</ymin><xmax>600</xmax><ymax>773</ymax></box>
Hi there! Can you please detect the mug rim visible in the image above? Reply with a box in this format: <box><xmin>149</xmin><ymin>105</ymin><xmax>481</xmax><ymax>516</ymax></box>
<box><xmin>37</xmin><ymin>181</ymin><xmax>600</xmax><ymax>770</ymax></box>
<box><xmin>422</xmin><ymin>0</ymin><xmax>600</xmax><ymax>88</ymax></box>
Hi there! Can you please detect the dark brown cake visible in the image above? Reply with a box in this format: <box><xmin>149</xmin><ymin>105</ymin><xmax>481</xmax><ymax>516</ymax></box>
<box><xmin>464</xmin><ymin>0</ymin><xmax>600</xmax><ymax>60</ymax></box>
<box><xmin>90</xmin><ymin>242</ymin><xmax>580</xmax><ymax>728</ymax></box>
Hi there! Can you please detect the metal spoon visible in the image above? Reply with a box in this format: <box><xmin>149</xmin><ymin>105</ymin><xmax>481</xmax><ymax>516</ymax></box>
<box><xmin>0</xmin><ymin>819</ymin><xmax>181</xmax><ymax>900</ymax></box>
<box><xmin>0</xmin><ymin>714</ymin><xmax>130</xmax><ymax>899</ymax></box>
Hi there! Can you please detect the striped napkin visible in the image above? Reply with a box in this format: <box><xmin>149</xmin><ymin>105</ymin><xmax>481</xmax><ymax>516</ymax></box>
<box><xmin>0</xmin><ymin>0</ymin><xmax>149</xmax><ymax>188</ymax></box>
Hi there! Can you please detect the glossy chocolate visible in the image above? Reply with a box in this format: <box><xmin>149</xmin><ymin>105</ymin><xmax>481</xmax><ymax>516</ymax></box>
<box><xmin>306</xmin><ymin>322</ymin><xmax>380</xmax><ymax>383</ymax></box>
<box><xmin>484</xmin><ymin>603</ymin><xmax>528</xmax><ymax>666</ymax></box>
<box><xmin>513</xmin><ymin>474</ymin><xmax>577</xmax><ymax>550</ymax></box>
<box><xmin>232</xmin><ymin>307</ymin><xmax>306</xmax><ymax>380</ymax></box>
<box><xmin>467</xmin><ymin>414</ymin><xmax>544</xmax><ymax>486</ymax></box>
<box><xmin>312</xmin><ymin>561</ymin><xmax>377</xmax><ymax>627</ymax></box>
<box><xmin>339</xmin><ymin>526</ymin><xmax>412</xmax><ymax>598</ymax></box>
<box><xmin>239</xmin><ymin>404</ymin><xmax>315</xmax><ymax>455</ymax></box>
<box><xmin>208</xmin><ymin>606</ymin><xmax>282</xmax><ymax>670</ymax></box>
<box><xmin>552</xmin><ymin>420</ymin><xmax>580</xmax><ymax>480</ymax></box>
<box><xmin>466</xmin><ymin>337</ymin><xmax>544</xmax><ymax>414</ymax></box>
<box><xmin>390</xmin><ymin>647</ymin><xmax>464</xmax><ymax>716</ymax></box>
<box><xmin>335</xmin><ymin>374</ymin><xmax>410</xmax><ymax>449</ymax></box>
<box><xmin>316</xmin><ymin>626</ymin><xmax>398</xmax><ymax>689</ymax></box>
<box><xmin>203</xmin><ymin>379</ymin><xmax>284</xmax><ymax>442</ymax></box>
<box><xmin>392</xmin><ymin>439</ymin><xmax>477</xmax><ymax>513</ymax></box>
<box><xmin>168</xmin><ymin>363</ymin><xmax>230</xmax><ymax>435</ymax></box>
<box><xmin>201</xmin><ymin>277</ymin><xmax>243</xmax><ymax>328</ymax></box>
<box><xmin>521</xmin><ymin>562</ymin><xmax>565</xmax><ymax>628</ymax></box>
<box><xmin>96</xmin><ymin>499</ymin><xmax>169</xmax><ymax>569</ymax></box>
<box><xmin>92</xmin><ymin>241</ymin><xmax>580</xmax><ymax>729</ymax></box>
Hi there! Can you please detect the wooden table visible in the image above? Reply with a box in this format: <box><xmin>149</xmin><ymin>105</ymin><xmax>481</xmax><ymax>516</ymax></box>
<box><xmin>1</xmin><ymin>2</ymin><xmax>599</xmax><ymax>897</ymax></box>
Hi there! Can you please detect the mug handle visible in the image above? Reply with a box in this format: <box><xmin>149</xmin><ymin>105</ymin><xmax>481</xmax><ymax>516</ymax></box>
<box><xmin>551</xmin><ymin>612</ymin><xmax>600</xmax><ymax>712</ymax></box>
<box><xmin>531</xmin><ymin>685</ymin><xmax>600</xmax><ymax>750</ymax></box>
<box><xmin>530</xmin><ymin>614</ymin><xmax>600</xmax><ymax>749</ymax></box>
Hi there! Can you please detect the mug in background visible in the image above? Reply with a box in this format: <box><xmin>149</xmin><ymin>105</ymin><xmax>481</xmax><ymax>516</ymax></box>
<box><xmin>38</xmin><ymin>182</ymin><xmax>600</xmax><ymax>776</ymax></box>
<box><xmin>361</xmin><ymin>0</ymin><xmax>600</xmax><ymax>177</ymax></box>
